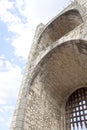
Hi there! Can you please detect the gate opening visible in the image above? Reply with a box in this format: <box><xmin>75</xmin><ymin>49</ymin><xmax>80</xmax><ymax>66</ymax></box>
<box><xmin>65</xmin><ymin>87</ymin><xmax>87</xmax><ymax>130</ymax></box>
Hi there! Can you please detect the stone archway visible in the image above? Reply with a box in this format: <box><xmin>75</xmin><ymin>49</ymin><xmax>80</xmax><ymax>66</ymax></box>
<box><xmin>25</xmin><ymin>39</ymin><xmax>87</xmax><ymax>130</ymax></box>
<box><xmin>10</xmin><ymin>0</ymin><xmax>87</xmax><ymax>129</ymax></box>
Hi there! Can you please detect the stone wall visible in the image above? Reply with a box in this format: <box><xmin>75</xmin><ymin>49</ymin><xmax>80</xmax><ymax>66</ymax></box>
<box><xmin>10</xmin><ymin>0</ymin><xmax>87</xmax><ymax>130</ymax></box>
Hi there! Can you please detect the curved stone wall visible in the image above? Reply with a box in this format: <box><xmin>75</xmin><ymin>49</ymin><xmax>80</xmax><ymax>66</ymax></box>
<box><xmin>10</xmin><ymin>1</ymin><xmax>87</xmax><ymax>130</ymax></box>
<box><xmin>24</xmin><ymin>40</ymin><xmax>87</xmax><ymax>130</ymax></box>
<box><xmin>38</xmin><ymin>9</ymin><xmax>83</xmax><ymax>50</ymax></box>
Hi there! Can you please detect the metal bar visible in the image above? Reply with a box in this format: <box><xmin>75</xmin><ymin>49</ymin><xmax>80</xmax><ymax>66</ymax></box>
<box><xmin>65</xmin><ymin>87</ymin><xmax>87</xmax><ymax>130</ymax></box>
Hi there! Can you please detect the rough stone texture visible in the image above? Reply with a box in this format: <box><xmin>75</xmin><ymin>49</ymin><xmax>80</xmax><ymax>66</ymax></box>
<box><xmin>10</xmin><ymin>0</ymin><xmax>87</xmax><ymax>130</ymax></box>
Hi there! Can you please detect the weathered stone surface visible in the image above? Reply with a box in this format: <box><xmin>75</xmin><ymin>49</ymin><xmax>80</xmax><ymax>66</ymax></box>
<box><xmin>10</xmin><ymin>0</ymin><xmax>87</xmax><ymax>130</ymax></box>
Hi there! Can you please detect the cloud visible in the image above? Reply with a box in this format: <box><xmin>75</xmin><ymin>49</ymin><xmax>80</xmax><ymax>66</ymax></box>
<box><xmin>0</xmin><ymin>60</ymin><xmax>3</xmax><ymax>67</ymax></box>
<box><xmin>20</xmin><ymin>0</ymin><xmax>73</xmax><ymax>24</ymax></box>
<box><xmin>0</xmin><ymin>55</ymin><xmax>23</xmax><ymax>129</ymax></box>
<box><xmin>10</xmin><ymin>23</ymin><xmax>35</xmax><ymax>59</ymax></box>
<box><xmin>0</xmin><ymin>0</ymin><xmax>34</xmax><ymax>59</ymax></box>
<box><xmin>0</xmin><ymin>105</ymin><xmax>14</xmax><ymax>128</ymax></box>
<box><xmin>0</xmin><ymin>0</ymin><xmax>21</xmax><ymax>24</ymax></box>
<box><xmin>0</xmin><ymin>58</ymin><xmax>22</xmax><ymax>104</ymax></box>
<box><xmin>0</xmin><ymin>0</ymin><xmax>73</xmax><ymax>60</ymax></box>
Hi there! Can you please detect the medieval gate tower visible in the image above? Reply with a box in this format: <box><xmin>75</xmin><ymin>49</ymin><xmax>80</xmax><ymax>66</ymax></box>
<box><xmin>10</xmin><ymin>0</ymin><xmax>87</xmax><ymax>130</ymax></box>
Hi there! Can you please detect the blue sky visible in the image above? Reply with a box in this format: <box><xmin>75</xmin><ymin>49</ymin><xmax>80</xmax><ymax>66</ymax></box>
<box><xmin>0</xmin><ymin>0</ymin><xmax>77</xmax><ymax>130</ymax></box>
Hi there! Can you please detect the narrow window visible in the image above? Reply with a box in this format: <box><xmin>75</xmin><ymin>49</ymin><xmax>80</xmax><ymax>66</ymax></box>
<box><xmin>65</xmin><ymin>87</ymin><xmax>87</xmax><ymax>130</ymax></box>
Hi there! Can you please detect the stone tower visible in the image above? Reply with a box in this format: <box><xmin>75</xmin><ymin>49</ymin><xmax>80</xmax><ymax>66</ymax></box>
<box><xmin>10</xmin><ymin>0</ymin><xmax>87</xmax><ymax>130</ymax></box>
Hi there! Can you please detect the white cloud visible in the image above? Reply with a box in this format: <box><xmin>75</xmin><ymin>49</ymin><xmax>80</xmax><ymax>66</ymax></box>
<box><xmin>0</xmin><ymin>60</ymin><xmax>3</xmax><ymax>67</ymax></box>
<box><xmin>20</xmin><ymin>0</ymin><xmax>73</xmax><ymax>24</ymax></box>
<box><xmin>0</xmin><ymin>105</ymin><xmax>14</xmax><ymax>127</ymax></box>
<box><xmin>0</xmin><ymin>59</ymin><xmax>22</xmax><ymax>104</ymax></box>
<box><xmin>8</xmin><ymin>21</ymin><xmax>34</xmax><ymax>59</ymax></box>
<box><xmin>0</xmin><ymin>0</ymin><xmax>13</xmax><ymax>9</ymax></box>
<box><xmin>0</xmin><ymin>0</ymin><xmax>21</xmax><ymax>24</ymax></box>
<box><xmin>0</xmin><ymin>63</ymin><xmax>21</xmax><ymax>125</ymax></box>
<box><xmin>0</xmin><ymin>117</ymin><xmax>5</xmax><ymax>122</ymax></box>
<box><xmin>12</xmin><ymin>25</ymin><xmax>34</xmax><ymax>59</ymax></box>
<box><xmin>0</xmin><ymin>57</ymin><xmax>22</xmax><ymax>128</ymax></box>
<box><xmin>0</xmin><ymin>0</ymin><xmax>35</xmax><ymax>59</ymax></box>
<box><xmin>0</xmin><ymin>0</ymin><xmax>73</xmax><ymax>60</ymax></box>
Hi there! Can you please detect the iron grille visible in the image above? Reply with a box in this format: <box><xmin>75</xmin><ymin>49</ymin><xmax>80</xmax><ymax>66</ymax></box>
<box><xmin>65</xmin><ymin>87</ymin><xmax>87</xmax><ymax>130</ymax></box>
